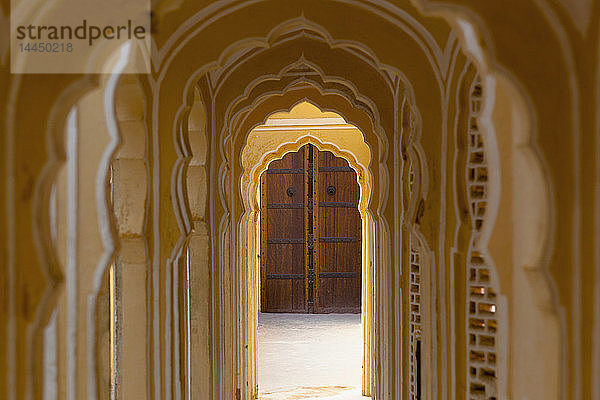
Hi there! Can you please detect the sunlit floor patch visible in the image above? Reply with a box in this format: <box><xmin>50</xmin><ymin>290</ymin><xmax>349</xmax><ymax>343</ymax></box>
<box><xmin>258</xmin><ymin>313</ymin><xmax>369</xmax><ymax>399</ymax></box>
<box><xmin>259</xmin><ymin>385</ymin><xmax>358</xmax><ymax>399</ymax></box>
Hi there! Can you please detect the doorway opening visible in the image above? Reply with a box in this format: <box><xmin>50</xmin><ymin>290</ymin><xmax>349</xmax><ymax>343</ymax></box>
<box><xmin>243</xmin><ymin>103</ymin><xmax>372</xmax><ymax>399</ymax></box>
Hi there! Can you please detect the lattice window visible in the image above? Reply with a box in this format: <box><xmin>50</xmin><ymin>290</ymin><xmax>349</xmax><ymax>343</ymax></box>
<box><xmin>466</xmin><ymin>77</ymin><xmax>498</xmax><ymax>400</ymax></box>
<box><xmin>409</xmin><ymin>245</ymin><xmax>422</xmax><ymax>400</ymax></box>
<box><xmin>408</xmin><ymin>162</ymin><xmax>422</xmax><ymax>400</ymax></box>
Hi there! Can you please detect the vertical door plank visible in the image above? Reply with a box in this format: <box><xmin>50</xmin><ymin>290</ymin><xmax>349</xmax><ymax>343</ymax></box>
<box><xmin>312</xmin><ymin>146</ymin><xmax>320</xmax><ymax>312</ymax></box>
<box><xmin>303</xmin><ymin>146</ymin><xmax>310</xmax><ymax>312</ymax></box>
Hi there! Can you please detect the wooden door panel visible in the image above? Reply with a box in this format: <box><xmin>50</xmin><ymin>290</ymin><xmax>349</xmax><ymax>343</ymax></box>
<box><xmin>317</xmin><ymin>277</ymin><xmax>360</xmax><ymax>312</ymax></box>
<box><xmin>318</xmin><ymin>175</ymin><xmax>359</xmax><ymax>204</ymax></box>
<box><xmin>265</xmin><ymin>174</ymin><xmax>304</xmax><ymax>204</ymax></box>
<box><xmin>318</xmin><ymin>240</ymin><xmax>360</xmax><ymax>312</ymax></box>
<box><xmin>319</xmin><ymin>208</ymin><xmax>358</xmax><ymax>237</ymax></box>
<box><xmin>263</xmin><ymin>276</ymin><xmax>305</xmax><ymax>312</ymax></box>
<box><xmin>318</xmin><ymin>242</ymin><xmax>359</xmax><ymax>272</ymax></box>
<box><xmin>265</xmin><ymin>243</ymin><xmax>305</xmax><ymax>276</ymax></box>
<box><xmin>263</xmin><ymin>242</ymin><xmax>306</xmax><ymax>312</ymax></box>
<box><xmin>266</xmin><ymin>209</ymin><xmax>304</xmax><ymax>237</ymax></box>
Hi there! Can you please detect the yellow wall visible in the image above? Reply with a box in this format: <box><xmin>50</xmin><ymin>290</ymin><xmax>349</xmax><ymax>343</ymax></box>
<box><xmin>2</xmin><ymin>1</ymin><xmax>600</xmax><ymax>400</ymax></box>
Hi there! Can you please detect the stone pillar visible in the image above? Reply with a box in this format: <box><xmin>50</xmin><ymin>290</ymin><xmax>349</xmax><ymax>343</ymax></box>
<box><xmin>112</xmin><ymin>76</ymin><xmax>150</xmax><ymax>400</ymax></box>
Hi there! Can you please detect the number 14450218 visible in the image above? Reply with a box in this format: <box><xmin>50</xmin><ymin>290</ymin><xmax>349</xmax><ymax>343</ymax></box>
<box><xmin>19</xmin><ymin>42</ymin><xmax>73</xmax><ymax>52</ymax></box>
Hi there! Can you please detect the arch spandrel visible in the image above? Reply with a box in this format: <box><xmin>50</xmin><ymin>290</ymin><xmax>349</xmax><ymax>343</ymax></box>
<box><xmin>224</xmin><ymin>65</ymin><xmax>386</xmax><ymax>160</ymax></box>
<box><xmin>243</xmin><ymin>134</ymin><xmax>371</xmax><ymax>214</ymax></box>
<box><xmin>157</xmin><ymin>8</ymin><xmax>452</xmax><ymax>107</ymax></box>
<box><xmin>239</xmin><ymin>102</ymin><xmax>372</xmax><ymax>213</ymax></box>
<box><xmin>230</xmin><ymin>84</ymin><xmax>381</xmax><ymax>208</ymax></box>
<box><xmin>200</xmin><ymin>23</ymin><xmax>402</xmax><ymax>139</ymax></box>
<box><xmin>226</xmin><ymin>84</ymin><xmax>382</xmax><ymax>217</ymax></box>
<box><xmin>212</xmin><ymin>37</ymin><xmax>396</xmax><ymax>140</ymax></box>
<box><xmin>151</xmin><ymin>0</ymin><xmax>454</xmax><ymax>55</ymax></box>
<box><xmin>229</xmin><ymin>77</ymin><xmax>379</xmax><ymax>142</ymax></box>
<box><xmin>155</xmin><ymin>1</ymin><xmax>456</xmax><ymax>74</ymax></box>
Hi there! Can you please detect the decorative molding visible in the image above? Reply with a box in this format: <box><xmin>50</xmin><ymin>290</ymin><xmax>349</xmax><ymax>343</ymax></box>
<box><xmin>155</xmin><ymin>1</ymin><xmax>455</xmax><ymax>86</ymax></box>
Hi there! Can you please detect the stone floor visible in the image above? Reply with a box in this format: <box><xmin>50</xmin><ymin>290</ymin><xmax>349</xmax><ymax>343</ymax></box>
<box><xmin>257</xmin><ymin>313</ymin><xmax>370</xmax><ymax>400</ymax></box>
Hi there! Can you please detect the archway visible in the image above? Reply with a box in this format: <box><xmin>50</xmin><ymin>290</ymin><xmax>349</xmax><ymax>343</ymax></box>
<box><xmin>172</xmin><ymin>36</ymin><xmax>436</xmax><ymax>396</ymax></box>
<box><xmin>241</xmin><ymin>101</ymin><xmax>374</xmax><ymax>397</ymax></box>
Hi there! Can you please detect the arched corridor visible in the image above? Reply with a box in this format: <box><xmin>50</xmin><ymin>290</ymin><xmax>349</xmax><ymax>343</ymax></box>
<box><xmin>1</xmin><ymin>1</ymin><xmax>600</xmax><ymax>400</ymax></box>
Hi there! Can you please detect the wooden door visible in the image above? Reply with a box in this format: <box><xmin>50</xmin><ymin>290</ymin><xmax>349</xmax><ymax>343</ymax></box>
<box><xmin>260</xmin><ymin>144</ymin><xmax>361</xmax><ymax>313</ymax></box>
